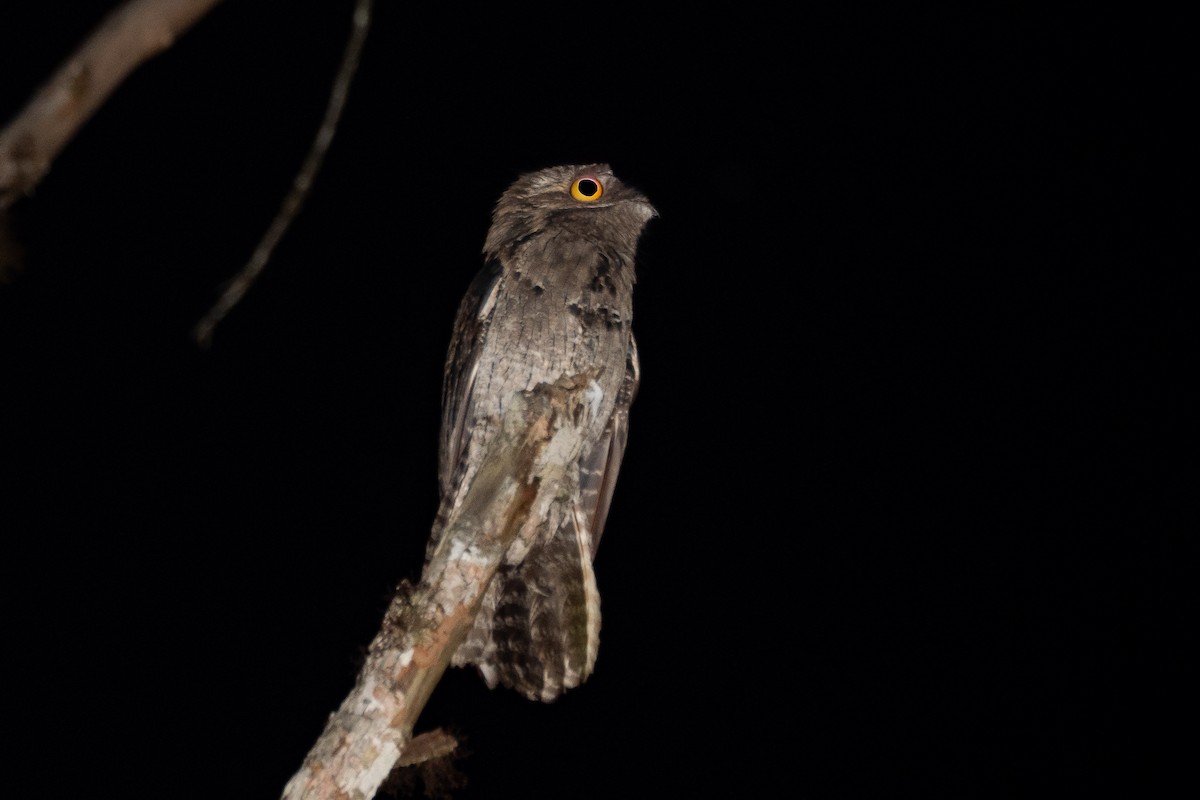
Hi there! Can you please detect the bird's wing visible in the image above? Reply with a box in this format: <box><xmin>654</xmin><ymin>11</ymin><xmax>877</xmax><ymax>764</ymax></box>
<box><xmin>438</xmin><ymin>259</ymin><xmax>503</xmax><ymax>496</ymax></box>
<box><xmin>451</xmin><ymin>337</ymin><xmax>637</xmax><ymax>702</ymax></box>
<box><xmin>577</xmin><ymin>336</ymin><xmax>640</xmax><ymax>558</ymax></box>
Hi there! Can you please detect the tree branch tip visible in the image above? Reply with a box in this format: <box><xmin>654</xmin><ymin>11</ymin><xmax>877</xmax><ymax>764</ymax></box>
<box><xmin>396</xmin><ymin>728</ymin><xmax>459</xmax><ymax>768</ymax></box>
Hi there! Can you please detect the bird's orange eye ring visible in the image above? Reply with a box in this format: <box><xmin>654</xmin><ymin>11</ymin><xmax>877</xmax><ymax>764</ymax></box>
<box><xmin>571</xmin><ymin>176</ymin><xmax>604</xmax><ymax>202</ymax></box>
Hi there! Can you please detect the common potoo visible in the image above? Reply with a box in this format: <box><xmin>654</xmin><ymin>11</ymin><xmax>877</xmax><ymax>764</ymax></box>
<box><xmin>430</xmin><ymin>164</ymin><xmax>655</xmax><ymax>702</ymax></box>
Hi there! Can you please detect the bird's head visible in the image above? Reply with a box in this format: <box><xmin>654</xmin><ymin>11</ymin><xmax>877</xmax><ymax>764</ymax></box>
<box><xmin>484</xmin><ymin>164</ymin><xmax>656</xmax><ymax>260</ymax></box>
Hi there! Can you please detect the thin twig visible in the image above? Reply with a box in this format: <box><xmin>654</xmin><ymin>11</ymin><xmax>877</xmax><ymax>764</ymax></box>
<box><xmin>0</xmin><ymin>0</ymin><xmax>223</xmax><ymax>211</ymax></box>
<box><xmin>192</xmin><ymin>0</ymin><xmax>373</xmax><ymax>348</ymax></box>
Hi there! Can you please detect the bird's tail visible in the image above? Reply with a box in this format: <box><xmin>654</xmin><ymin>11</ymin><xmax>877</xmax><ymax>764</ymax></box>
<box><xmin>452</xmin><ymin>503</ymin><xmax>601</xmax><ymax>702</ymax></box>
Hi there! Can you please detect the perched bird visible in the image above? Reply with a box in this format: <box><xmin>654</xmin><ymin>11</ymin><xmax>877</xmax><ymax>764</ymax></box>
<box><xmin>431</xmin><ymin>164</ymin><xmax>655</xmax><ymax>702</ymax></box>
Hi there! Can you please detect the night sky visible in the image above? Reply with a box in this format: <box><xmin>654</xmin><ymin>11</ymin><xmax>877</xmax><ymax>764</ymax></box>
<box><xmin>1</xmin><ymin>4</ymin><xmax>1191</xmax><ymax>797</ymax></box>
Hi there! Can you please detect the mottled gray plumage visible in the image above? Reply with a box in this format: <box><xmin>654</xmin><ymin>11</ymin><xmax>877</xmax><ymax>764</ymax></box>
<box><xmin>430</xmin><ymin>164</ymin><xmax>655</xmax><ymax>701</ymax></box>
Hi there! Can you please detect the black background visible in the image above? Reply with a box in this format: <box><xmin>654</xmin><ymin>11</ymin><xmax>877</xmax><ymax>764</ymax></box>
<box><xmin>1</xmin><ymin>3</ymin><xmax>1192</xmax><ymax>797</ymax></box>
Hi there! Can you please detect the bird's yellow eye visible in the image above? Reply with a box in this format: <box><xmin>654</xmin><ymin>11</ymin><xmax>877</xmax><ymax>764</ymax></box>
<box><xmin>571</xmin><ymin>176</ymin><xmax>604</xmax><ymax>202</ymax></box>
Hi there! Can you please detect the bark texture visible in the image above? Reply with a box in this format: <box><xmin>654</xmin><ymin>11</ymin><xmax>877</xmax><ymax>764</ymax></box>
<box><xmin>281</xmin><ymin>374</ymin><xmax>601</xmax><ymax>800</ymax></box>
<box><xmin>0</xmin><ymin>0</ymin><xmax>223</xmax><ymax>210</ymax></box>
